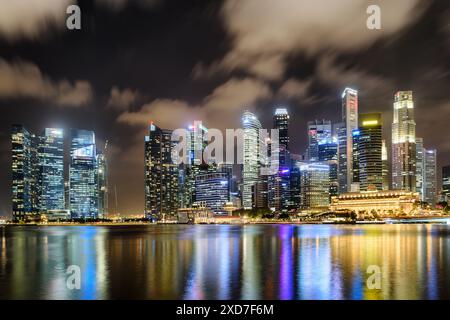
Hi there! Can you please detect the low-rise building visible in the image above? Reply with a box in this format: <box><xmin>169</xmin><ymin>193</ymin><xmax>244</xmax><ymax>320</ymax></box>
<box><xmin>330</xmin><ymin>190</ymin><xmax>419</xmax><ymax>216</ymax></box>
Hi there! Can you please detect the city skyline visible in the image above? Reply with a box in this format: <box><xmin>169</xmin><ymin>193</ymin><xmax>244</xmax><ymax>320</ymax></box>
<box><xmin>1</xmin><ymin>0</ymin><xmax>450</xmax><ymax>216</ymax></box>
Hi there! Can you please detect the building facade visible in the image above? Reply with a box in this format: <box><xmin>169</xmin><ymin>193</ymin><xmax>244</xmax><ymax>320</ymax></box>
<box><xmin>242</xmin><ymin>111</ymin><xmax>262</xmax><ymax>209</ymax></box>
<box><xmin>423</xmin><ymin>148</ymin><xmax>437</xmax><ymax>206</ymax></box>
<box><xmin>338</xmin><ymin>87</ymin><xmax>359</xmax><ymax>194</ymax></box>
<box><xmin>298</xmin><ymin>162</ymin><xmax>330</xmax><ymax>209</ymax></box>
<box><xmin>354</xmin><ymin>113</ymin><xmax>383</xmax><ymax>191</ymax></box>
<box><xmin>330</xmin><ymin>190</ymin><xmax>419</xmax><ymax>216</ymax></box>
<box><xmin>415</xmin><ymin>137</ymin><xmax>424</xmax><ymax>198</ymax></box>
<box><xmin>145</xmin><ymin>123</ymin><xmax>179</xmax><ymax>220</ymax></box>
<box><xmin>11</xmin><ymin>125</ymin><xmax>39</xmax><ymax>221</ymax></box>
<box><xmin>274</xmin><ymin>108</ymin><xmax>289</xmax><ymax>150</ymax></box>
<box><xmin>307</xmin><ymin>119</ymin><xmax>332</xmax><ymax>161</ymax></box>
<box><xmin>392</xmin><ymin>91</ymin><xmax>416</xmax><ymax>191</ymax></box>
<box><xmin>382</xmin><ymin>140</ymin><xmax>389</xmax><ymax>190</ymax></box>
<box><xmin>195</xmin><ymin>172</ymin><xmax>230</xmax><ymax>214</ymax></box>
<box><xmin>443</xmin><ymin>166</ymin><xmax>450</xmax><ymax>203</ymax></box>
<box><xmin>69</xmin><ymin>129</ymin><xmax>98</xmax><ymax>219</ymax></box>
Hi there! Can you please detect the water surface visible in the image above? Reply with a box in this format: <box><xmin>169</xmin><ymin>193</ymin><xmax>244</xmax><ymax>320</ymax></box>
<box><xmin>0</xmin><ymin>224</ymin><xmax>449</xmax><ymax>300</ymax></box>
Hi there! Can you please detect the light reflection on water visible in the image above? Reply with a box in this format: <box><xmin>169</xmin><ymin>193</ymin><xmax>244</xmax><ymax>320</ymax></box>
<box><xmin>0</xmin><ymin>224</ymin><xmax>449</xmax><ymax>300</ymax></box>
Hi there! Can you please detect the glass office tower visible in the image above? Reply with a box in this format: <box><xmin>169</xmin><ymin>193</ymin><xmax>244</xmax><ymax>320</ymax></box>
<box><xmin>11</xmin><ymin>125</ymin><xmax>39</xmax><ymax>221</ymax></box>
<box><xmin>274</xmin><ymin>108</ymin><xmax>290</xmax><ymax>151</ymax></box>
<box><xmin>195</xmin><ymin>172</ymin><xmax>230</xmax><ymax>214</ymax></box>
<box><xmin>423</xmin><ymin>149</ymin><xmax>437</xmax><ymax>206</ymax></box>
<box><xmin>338</xmin><ymin>88</ymin><xmax>359</xmax><ymax>193</ymax></box>
<box><xmin>70</xmin><ymin>129</ymin><xmax>98</xmax><ymax>219</ymax></box>
<box><xmin>355</xmin><ymin>113</ymin><xmax>383</xmax><ymax>191</ymax></box>
<box><xmin>307</xmin><ymin>119</ymin><xmax>332</xmax><ymax>161</ymax></box>
<box><xmin>38</xmin><ymin>128</ymin><xmax>65</xmax><ymax>213</ymax></box>
<box><xmin>443</xmin><ymin>166</ymin><xmax>450</xmax><ymax>203</ymax></box>
<box><xmin>242</xmin><ymin>111</ymin><xmax>262</xmax><ymax>209</ymax></box>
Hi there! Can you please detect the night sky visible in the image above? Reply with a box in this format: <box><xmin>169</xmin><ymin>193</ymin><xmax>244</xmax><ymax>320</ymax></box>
<box><xmin>1</xmin><ymin>0</ymin><xmax>449</xmax><ymax>216</ymax></box>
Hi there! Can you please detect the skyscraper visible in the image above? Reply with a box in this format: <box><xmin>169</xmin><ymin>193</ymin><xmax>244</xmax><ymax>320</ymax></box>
<box><xmin>297</xmin><ymin>162</ymin><xmax>330</xmax><ymax>209</ymax></box>
<box><xmin>11</xmin><ymin>125</ymin><xmax>39</xmax><ymax>221</ymax></box>
<box><xmin>338</xmin><ymin>88</ymin><xmax>358</xmax><ymax>193</ymax></box>
<box><xmin>242</xmin><ymin>111</ymin><xmax>262</xmax><ymax>209</ymax></box>
<box><xmin>274</xmin><ymin>108</ymin><xmax>289</xmax><ymax>150</ymax></box>
<box><xmin>97</xmin><ymin>150</ymin><xmax>108</xmax><ymax>218</ymax></box>
<box><xmin>423</xmin><ymin>149</ymin><xmax>437</xmax><ymax>206</ymax></box>
<box><xmin>38</xmin><ymin>128</ymin><xmax>65</xmax><ymax>213</ymax></box>
<box><xmin>307</xmin><ymin>119</ymin><xmax>332</xmax><ymax>161</ymax></box>
<box><xmin>179</xmin><ymin>122</ymin><xmax>209</xmax><ymax>208</ymax></box>
<box><xmin>443</xmin><ymin>166</ymin><xmax>450</xmax><ymax>203</ymax></box>
<box><xmin>382</xmin><ymin>140</ymin><xmax>389</xmax><ymax>190</ymax></box>
<box><xmin>355</xmin><ymin>113</ymin><xmax>383</xmax><ymax>191</ymax></box>
<box><xmin>69</xmin><ymin>129</ymin><xmax>98</xmax><ymax>219</ymax></box>
<box><xmin>318</xmin><ymin>137</ymin><xmax>338</xmax><ymax>199</ymax></box>
<box><xmin>415</xmin><ymin>137</ymin><xmax>424</xmax><ymax>197</ymax></box>
<box><xmin>195</xmin><ymin>172</ymin><xmax>230</xmax><ymax>214</ymax></box>
<box><xmin>392</xmin><ymin>91</ymin><xmax>416</xmax><ymax>191</ymax></box>
<box><xmin>144</xmin><ymin>123</ymin><xmax>179</xmax><ymax>220</ymax></box>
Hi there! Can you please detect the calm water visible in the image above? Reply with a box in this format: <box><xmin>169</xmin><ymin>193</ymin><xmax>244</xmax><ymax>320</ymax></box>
<box><xmin>0</xmin><ymin>224</ymin><xmax>449</xmax><ymax>300</ymax></box>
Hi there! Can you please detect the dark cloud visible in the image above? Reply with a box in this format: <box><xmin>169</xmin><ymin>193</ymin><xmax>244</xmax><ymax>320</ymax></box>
<box><xmin>0</xmin><ymin>58</ymin><xmax>93</xmax><ymax>107</ymax></box>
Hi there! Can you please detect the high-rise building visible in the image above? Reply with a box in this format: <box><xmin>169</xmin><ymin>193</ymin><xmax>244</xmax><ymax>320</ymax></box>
<box><xmin>351</xmin><ymin>129</ymin><xmax>360</xmax><ymax>191</ymax></box>
<box><xmin>252</xmin><ymin>179</ymin><xmax>268</xmax><ymax>209</ymax></box>
<box><xmin>297</xmin><ymin>162</ymin><xmax>330</xmax><ymax>209</ymax></box>
<box><xmin>38</xmin><ymin>128</ymin><xmax>65</xmax><ymax>213</ymax></box>
<box><xmin>274</xmin><ymin>108</ymin><xmax>289</xmax><ymax>150</ymax></box>
<box><xmin>307</xmin><ymin>120</ymin><xmax>332</xmax><ymax>161</ymax></box>
<box><xmin>195</xmin><ymin>172</ymin><xmax>230</xmax><ymax>214</ymax></box>
<box><xmin>415</xmin><ymin>137</ymin><xmax>424</xmax><ymax>197</ymax></box>
<box><xmin>423</xmin><ymin>149</ymin><xmax>437</xmax><ymax>206</ymax></box>
<box><xmin>11</xmin><ymin>125</ymin><xmax>39</xmax><ymax>221</ymax></box>
<box><xmin>242</xmin><ymin>111</ymin><xmax>262</xmax><ymax>209</ymax></box>
<box><xmin>392</xmin><ymin>91</ymin><xmax>416</xmax><ymax>191</ymax></box>
<box><xmin>382</xmin><ymin>140</ymin><xmax>389</xmax><ymax>190</ymax></box>
<box><xmin>338</xmin><ymin>88</ymin><xmax>358</xmax><ymax>193</ymax></box>
<box><xmin>144</xmin><ymin>123</ymin><xmax>179</xmax><ymax>220</ymax></box>
<box><xmin>355</xmin><ymin>113</ymin><xmax>383</xmax><ymax>191</ymax></box>
<box><xmin>318</xmin><ymin>138</ymin><xmax>338</xmax><ymax>199</ymax></box>
<box><xmin>12</xmin><ymin>125</ymin><xmax>65</xmax><ymax>221</ymax></box>
<box><xmin>97</xmin><ymin>150</ymin><xmax>108</xmax><ymax>218</ymax></box>
<box><xmin>179</xmin><ymin>122</ymin><xmax>209</xmax><ymax>208</ymax></box>
<box><xmin>442</xmin><ymin>166</ymin><xmax>450</xmax><ymax>203</ymax></box>
<box><xmin>69</xmin><ymin>129</ymin><xmax>98</xmax><ymax>219</ymax></box>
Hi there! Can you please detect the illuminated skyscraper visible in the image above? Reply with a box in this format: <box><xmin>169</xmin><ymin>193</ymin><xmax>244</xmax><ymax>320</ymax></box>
<box><xmin>11</xmin><ymin>125</ymin><xmax>39</xmax><ymax>221</ymax></box>
<box><xmin>392</xmin><ymin>91</ymin><xmax>416</xmax><ymax>191</ymax></box>
<box><xmin>274</xmin><ymin>108</ymin><xmax>289</xmax><ymax>151</ymax></box>
<box><xmin>180</xmin><ymin>122</ymin><xmax>209</xmax><ymax>208</ymax></box>
<box><xmin>69</xmin><ymin>129</ymin><xmax>98</xmax><ymax>219</ymax></box>
<box><xmin>144</xmin><ymin>123</ymin><xmax>179</xmax><ymax>220</ymax></box>
<box><xmin>338</xmin><ymin>88</ymin><xmax>358</xmax><ymax>193</ymax></box>
<box><xmin>355</xmin><ymin>113</ymin><xmax>383</xmax><ymax>191</ymax></box>
<box><xmin>415</xmin><ymin>137</ymin><xmax>424</xmax><ymax>197</ymax></box>
<box><xmin>38</xmin><ymin>128</ymin><xmax>65</xmax><ymax>213</ymax></box>
<box><xmin>297</xmin><ymin>162</ymin><xmax>330</xmax><ymax>209</ymax></box>
<box><xmin>318</xmin><ymin>137</ymin><xmax>338</xmax><ymax>199</ymax></box>
<box><xmin>242</xmin><ymin>111</ymin><xmax>262</xmax><ymax>209</ymax></box>
<box><xmin>97</xmin><ymin>150</ymin><xmax>108</xmax><ymax>218</ymax></box>
<box><xmin>423</xmin><ymin>148</ymin><xmax>437</xmax><ymax>206</ymax></box>
<box><xmin>382</xmin><ymin>140</ymin><xmax>389</xmax><ymax>190</ymax></box>
<box><xmin>195</xmin><ymin>172</ymin><xmax>230</xmax><ymax>214</ymax></box>
<box><xmin>307</xmin><ymin>119</ymin><xmax>332</xmax><ymax>161</ymax></box>
<box><xmin>443</xmin><ymin>166</ymin><xmax>450</xmax><ymax>203</ymax></box>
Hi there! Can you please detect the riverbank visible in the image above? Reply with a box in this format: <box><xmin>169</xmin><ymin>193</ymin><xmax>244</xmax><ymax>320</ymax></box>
<box><xmin>2</xmin><ymin>216</ymin><xmax>449</xmax><ymax>226</ymax></box>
